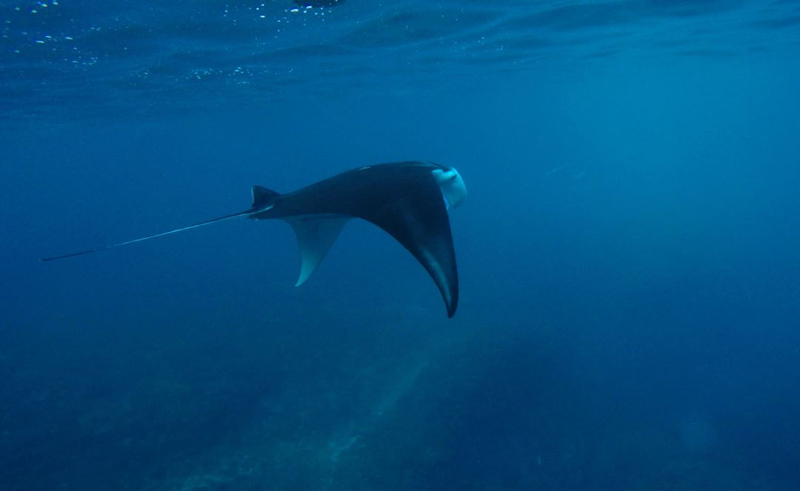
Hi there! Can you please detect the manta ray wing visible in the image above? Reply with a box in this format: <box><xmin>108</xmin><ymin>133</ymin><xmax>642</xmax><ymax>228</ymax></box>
<box><xmin>357</xmin><ymin>174</ymin><xmax>460</xmax><ymax>318</ymax></box>
<box><xmin>286</xmin><ymin>215</ymin><xmax>349</xmax><ymax>287</ymax></box>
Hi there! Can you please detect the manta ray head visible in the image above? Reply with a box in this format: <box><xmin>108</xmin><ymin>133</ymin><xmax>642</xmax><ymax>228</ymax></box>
<box><xmin>432</xmin><ymin>166</ymin><xmax>467</xmax><ymax>209</ymax></box>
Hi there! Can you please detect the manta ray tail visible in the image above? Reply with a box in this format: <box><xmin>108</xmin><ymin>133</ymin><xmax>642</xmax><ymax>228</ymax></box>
<box><xmin>40</xmin><ymin>186</ymin><xmax>279</xmax><ymax>262</ymax></box>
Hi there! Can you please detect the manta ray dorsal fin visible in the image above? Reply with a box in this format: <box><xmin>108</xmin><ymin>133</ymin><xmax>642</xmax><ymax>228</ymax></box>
<box><xmin>252</xmin><ymin>185</ymin><xmax>280</xmax><ymax>210</ymax></box>
<box><xmin>287</xmin><ymin>216</ymin><xmax>349</xmax><ymax>286</ymax></box>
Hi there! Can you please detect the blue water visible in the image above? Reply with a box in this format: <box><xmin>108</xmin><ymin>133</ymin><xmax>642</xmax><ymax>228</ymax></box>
<box><xmin>3</xmin><ymin>1</ymin><xmax>800</xmax><ymax>489</ymax></box>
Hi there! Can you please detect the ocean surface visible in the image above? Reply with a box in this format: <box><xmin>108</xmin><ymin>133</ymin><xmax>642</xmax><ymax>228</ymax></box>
<box><xmin>3</xmin><ymin>0</ymin><xmax>800</xmax><ymax>489</ymax></box>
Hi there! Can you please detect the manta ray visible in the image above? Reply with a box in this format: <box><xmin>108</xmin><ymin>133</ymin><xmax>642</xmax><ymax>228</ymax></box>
<box><xmin>42</xmin><ymin>161</ymin><xmax>467</xmax><ymax>317</ymax></box>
